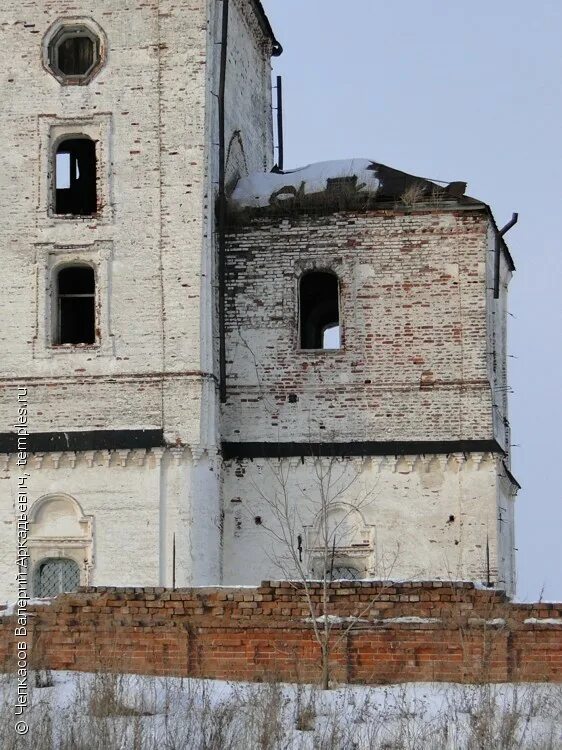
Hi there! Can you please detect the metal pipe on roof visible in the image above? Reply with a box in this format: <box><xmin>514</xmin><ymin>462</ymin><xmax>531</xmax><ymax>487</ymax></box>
<box><xmin>494</xmin><ymin>213</ymin><xmax>518</xmax><ymax>299</ymax></box>
<box><xmin>276</xmin><ymin>75</ymin><xmax>284</xmax><ymax>171</ymax></box>
<box><xmin>500</xmin><ymin>213</ymin><xmax>519</xmax><ymax>237</ymax></box>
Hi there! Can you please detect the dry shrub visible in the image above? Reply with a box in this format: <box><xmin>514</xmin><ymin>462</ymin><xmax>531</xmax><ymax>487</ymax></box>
<box><xmin>400</xmin><ymin>182</ymin><xmax>426</xmax><ymax>207</ymax></box>
<box><xmin>0</xmin><ymin>668</ymin><xmax>560</xmax><ymax>749</ymax></box>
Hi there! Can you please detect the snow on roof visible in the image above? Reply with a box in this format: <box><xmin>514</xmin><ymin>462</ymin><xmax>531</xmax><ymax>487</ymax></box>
<box><xmin>230</xmin><ymin>159</ymin><xmax>381</xmax><ymax>209</ymax></box>
<box><xmin>229</xmin><ymin>158</ymin><xmax>468</xmax><ymax>211</ymax></box>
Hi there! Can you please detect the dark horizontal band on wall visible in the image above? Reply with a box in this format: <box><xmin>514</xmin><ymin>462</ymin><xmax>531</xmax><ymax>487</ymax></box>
<box><xmin>0</xmin><ymin>429</ymin><xmax>165</xmax><ymax>454</ymax></box>
<box><xmin>222</xmin><ymin>440</ymin><xmax>504</xmax><ymax>460</ymax></box>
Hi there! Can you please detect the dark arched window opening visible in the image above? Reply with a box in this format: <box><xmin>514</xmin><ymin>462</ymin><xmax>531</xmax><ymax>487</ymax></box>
<box><xmin>300</xmin><ymin>271</ymin><xmax>340</xmax><ymax>350</ymax></box>
<box><xmin>34</xmin><ymin>558</ymin><xmax>80</xmax><ymax>598</ymax></box>
<box><xmin>56</xmin><ymin>266</ymin><xmax>96</xmax><ymax>345</ymax></box>
<box><xmin>55</xmin><ymin>138</ymin><xmax>97</xmax><ymax>215</ymax></box>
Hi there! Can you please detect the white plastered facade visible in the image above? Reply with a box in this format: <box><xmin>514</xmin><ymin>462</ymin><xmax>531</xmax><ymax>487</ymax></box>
<box><xmin>0</xmin><ymin>0</ymin><xmax>275</xmax><ymax>601</ymax></box>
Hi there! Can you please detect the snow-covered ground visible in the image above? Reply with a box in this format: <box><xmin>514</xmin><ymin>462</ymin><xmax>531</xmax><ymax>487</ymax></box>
<box><xmin>0</xmin><ymin>671</ymin><xmax>560</xmax><ymax>749</ymax></box>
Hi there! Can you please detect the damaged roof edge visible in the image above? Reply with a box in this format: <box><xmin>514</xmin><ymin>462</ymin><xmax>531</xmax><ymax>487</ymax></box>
<box><xmin>249</xmin><ymin>0</ymin><xmax>283</xmax><ymax>55</ymax></box>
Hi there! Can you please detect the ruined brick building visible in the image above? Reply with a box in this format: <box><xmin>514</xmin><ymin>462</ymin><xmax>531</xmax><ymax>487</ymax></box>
<box><xmin>0</xmin><ymin>1</ymin><xmax>519</xmax><ymax>602</ymax></box>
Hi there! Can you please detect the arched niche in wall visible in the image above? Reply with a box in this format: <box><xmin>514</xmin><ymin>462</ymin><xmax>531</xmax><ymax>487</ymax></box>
<box><xmin>305</xmin><ymin>503</ymin><xmax>374</xmax><ymax>580</ymax></box>
<box><xmin>29</xmin><ymin>493</ymin><xmax>94</xmax><ymax>595</ymax></box>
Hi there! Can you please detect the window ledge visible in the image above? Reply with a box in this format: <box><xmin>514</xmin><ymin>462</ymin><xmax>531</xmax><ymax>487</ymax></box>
<box><xmin>49</xmin><ymin>213</ymin><xmax>102</xmax><ymax>221</ymax></box>
<box><xmin>49</xmin><ymin>344</ymin><xmax>100</xmax><ymax>352</ymax></box>
<box><xmin>38</xmin><ymin>342</ymin><xmax>115</xmax><ymax>360</ymax></box>
<box><xmin>295</xmin><ymin>348</ymin><xmax>344</xmax><ymax>354</ymax></box>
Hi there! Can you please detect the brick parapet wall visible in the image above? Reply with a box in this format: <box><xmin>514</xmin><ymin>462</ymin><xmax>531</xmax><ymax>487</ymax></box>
<box><xmin>1</xmin><ymin>583</ymin><xmax>560</xmax><ymax>684</ymax></box>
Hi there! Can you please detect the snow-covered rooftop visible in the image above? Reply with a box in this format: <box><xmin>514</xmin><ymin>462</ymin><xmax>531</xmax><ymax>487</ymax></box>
<box><xmin>229</xmin><ymin>158</ymin><xmax>469</xmax><ymax>211</ymax></box>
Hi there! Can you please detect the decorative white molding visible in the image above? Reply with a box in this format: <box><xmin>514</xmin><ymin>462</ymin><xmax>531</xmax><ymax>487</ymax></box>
<box><xmin>191</xmin><ymin>444</ymin><xmax>205</xmax><ymax>464</ymax></box>
<box><xmin>170</xmin><ymin>447</ymin><xmax>186</xmax><ymax>466</ymax></box>
<box><xmin>116</xmin><ymin>450</ymin><xmax>130</xmax><ymax>468</ymax></box>
<box><xmin>65</xmin><ymin>451</ymin><xmax>77</xmax><ymax>469</ymax></box>
<box><xmin>132</xmin><ymin>449</ymin><xmax>147</xmax><ymax>467</ymax></box>
<box><xmin>0</xmin><ymin>448</ymin><xmax>502</xmax><ymax>473</ymax></box>
<box><xmin>395</xmin><ymin>455</ymin><xmax>415</xmax><ymax>474</ymax></box>
<box><xmin>32</xmin><ymin>453</ymin><xmax>45</xmax><ymax>470</ymax></box>
<box><xmin>426</xmin><ymin>455</ymin><xmax>446</xmax><ymax>473</ymax></box>
<box><xmin>150</xmin><ymin>448</ymin><xmax>166</xmax><ymax>468</ymax></box>
<box><xmin>99</xmin><ymin>450</ymin><xmax>111</xmax><ymax>468</ymax></box>
<box><xmin>84</xmin><ymin>451</ymin><xmax>96</xmax><ymax>469</ymax></box>
<box><xmin>50</xmin><ymin>452</ymin><xmax>63</xmax><ymax>469</ymax></box>
<box><xmin>29</xmin><ymin>493</ymin><xmax>94</xmax><ymax>590</ymax></box>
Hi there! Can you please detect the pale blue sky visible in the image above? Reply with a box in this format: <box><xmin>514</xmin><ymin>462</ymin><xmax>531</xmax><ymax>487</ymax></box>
<box><xmin>262</xmin><ymin>0</ymin><xmax>562</xmax><ymax>601</ymax></box>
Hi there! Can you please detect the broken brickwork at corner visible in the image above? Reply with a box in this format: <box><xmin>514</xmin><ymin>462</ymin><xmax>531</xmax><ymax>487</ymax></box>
<box><xmin>1</xmin><ymin>582</ymin><xmax>560</xmax><ymax>684</ymax></box>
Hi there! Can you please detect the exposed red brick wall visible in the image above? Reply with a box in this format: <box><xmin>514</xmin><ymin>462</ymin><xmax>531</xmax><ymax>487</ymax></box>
<box><xmin>1</xmin><ymin>582</ymin><xmax>561</xmax><ymax>684</ymax></box>
<box><xmin>224</xmin><ymin>209</ymin><xmax>496</xmax><ymax>445</ymax></box>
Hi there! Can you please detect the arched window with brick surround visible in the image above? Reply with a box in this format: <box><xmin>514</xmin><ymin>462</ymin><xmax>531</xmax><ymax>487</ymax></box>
<box><xmin>299</xmin><ymin>271</ymin><xmax>341</xmax><ymax>350</ymax></box>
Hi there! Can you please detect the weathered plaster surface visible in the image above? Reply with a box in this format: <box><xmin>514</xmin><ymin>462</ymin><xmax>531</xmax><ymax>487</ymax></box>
<box><xmin>222</xmin><ymin>453</ymin><xmax>515</xmax><ymax>596</ymax></box>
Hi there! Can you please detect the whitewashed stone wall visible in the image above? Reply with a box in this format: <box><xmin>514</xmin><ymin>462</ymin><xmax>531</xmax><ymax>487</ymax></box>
<box><xmin>0</xmin><ymin>0</ymin><xmax>275</xmax><ymax>600</ymax></box>
<box><xmin>0</xmin><ymin>447</ymin><xmax>226</xmax><ymax>601</ymax></box>
<box><xmin>222</xmin><ymin>453</ymin><xmax>516</xmax><ymax>596</ymax></box>
<box><xmin>0</xmin><ymin>0</ymin><xmax>273</xmax><ymax>438</ymax></box>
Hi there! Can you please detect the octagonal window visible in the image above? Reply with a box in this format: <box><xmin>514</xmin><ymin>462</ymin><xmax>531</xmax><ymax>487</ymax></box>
<box><xmin>57</xmin><ymin>34</ymin><xmax>95</xmax><ymax>76</ymax></box>
<box><xmin>45</xmin><ymin>20</ymin><xmax>105</xmax><ymax>84</ymax></box>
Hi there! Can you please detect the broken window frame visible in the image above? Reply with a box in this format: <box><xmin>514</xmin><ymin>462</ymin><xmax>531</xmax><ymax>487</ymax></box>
<box><xmin>298</xmin><ymin>270</ymin><xmax>342</xmax><ymax>351</ymax></box>
<box><xmin>54</xmin><ymin>136</ymin><xmax>98</xmax><ymax>217</ymax></box>
<box><xmin>54</xmin><ymin>264</ymin><xmax>97</xmax><ymax>347</ymax></box>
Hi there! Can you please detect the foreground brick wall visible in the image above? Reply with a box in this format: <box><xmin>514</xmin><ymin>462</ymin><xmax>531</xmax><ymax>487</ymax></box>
<box><xmin>1</xmin><ymin>583</ymin><xmax>560</xmax><ymax>684</ymax></box>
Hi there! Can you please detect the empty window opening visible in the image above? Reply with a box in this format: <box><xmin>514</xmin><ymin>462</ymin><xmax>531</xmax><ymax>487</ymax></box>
<box><xmin>34</xmin><ymin>558</ymin><xmax>80</xmax><ymax>598</ymax></box>
<box><xmin>323</xmin><ymin>324</ymin><xmax>341</xmax><ymax>350</ymax></box>
<box><xmin>55</xmin><ymin>138</ymin><xmax>97</xmax><ymax>215</ymax></box>
<box><xmin>56</xmin><ymin>265</ymin><xmax>96</xmax><ymax>345</ymax></box>
<box><xmin>300</xmin><ymin>271</ymin><xmax>340</xmax><ymax>349</ymax></box>
<box><xmin>57</xmin><ymin>35</ymin><xmax>95</xmax><ymax>76</ymax></box>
